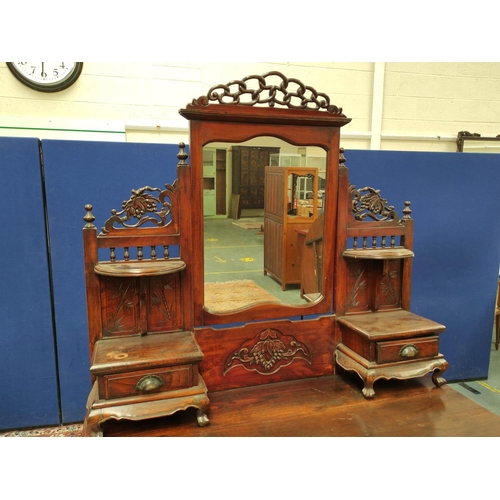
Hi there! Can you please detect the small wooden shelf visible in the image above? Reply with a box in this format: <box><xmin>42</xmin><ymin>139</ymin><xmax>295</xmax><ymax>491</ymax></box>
<box><xmin>94</xmin><ymin>259</ymin><xmax>186</xmax><ymax>277</ymax></box>
<box><xmin>90</xmin><ymin>330</ymin><xmax>203</xmax><ymax>375</ymax></box>
<box><xmin>343</xmin><ymin>248</ymin><xmax>414</xmax><ymax>260</ymax></box>
<box><xmin>337</xmin><ymin>310</ymin><xmax>446</xmax><ymax>341</ymax></box>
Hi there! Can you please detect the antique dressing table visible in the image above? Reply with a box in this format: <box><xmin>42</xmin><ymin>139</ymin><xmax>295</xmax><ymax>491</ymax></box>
<box><xmin>82</xmin><ymin>71</ymin><xmax>448</xmax><ymax>435</ymax></box>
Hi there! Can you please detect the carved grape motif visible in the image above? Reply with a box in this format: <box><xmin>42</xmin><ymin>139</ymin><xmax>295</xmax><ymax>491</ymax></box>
<box><xmin>224</xmin><ymin>328</ymin><xmax>312</xmax><ymax>375</ymax></box>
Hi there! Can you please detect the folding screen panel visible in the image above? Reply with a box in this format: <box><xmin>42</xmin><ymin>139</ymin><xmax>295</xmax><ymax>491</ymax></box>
<box><xmin>42</xmin><ymin>140</ymin><xmax>181</xmax><ymax>423</ymax></box>
<box><xmin>0</xmin><ymin>137</ymin><xmax>59</xmax><ymax>430</ymax></box>
<box><xmin>345</xmin><ymin>149</ymin><xmax>500</xmax><ymax>381</ymax></box>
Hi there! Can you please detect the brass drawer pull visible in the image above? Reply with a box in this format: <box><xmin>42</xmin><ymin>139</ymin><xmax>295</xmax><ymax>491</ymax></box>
<box><xmin>135</xmin><ymin>375</ymin><xmax>165</xmax><ymax>392</ymax></box>
<box><xmin>399</xmin><ymin>344</ymin><xmax>419</xmax><ymax>358</ymax></box>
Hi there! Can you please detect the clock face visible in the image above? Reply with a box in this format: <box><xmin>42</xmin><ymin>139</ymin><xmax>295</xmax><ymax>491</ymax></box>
<box><xmin>7</xmin><ymin>62</ymin><xmax>83</xmax><ymax>92</ymax></box>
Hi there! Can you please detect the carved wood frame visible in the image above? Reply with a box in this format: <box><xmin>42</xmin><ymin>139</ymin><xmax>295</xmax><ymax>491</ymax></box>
<box><xmin>457</xmin><ymin>130</ymin><xmax>500</xmax><ymax>152</ymax></box>
<box><xmin>179</xmin><ymin>71</ymin><xmax>351</xmax><ymax>326</ymax></box>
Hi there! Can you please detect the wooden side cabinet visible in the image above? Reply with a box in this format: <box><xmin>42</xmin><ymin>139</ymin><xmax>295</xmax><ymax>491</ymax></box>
<box><xmin>264</xmin><ymin>166</ymin><xmax>319</xmax><ymax>290</ymax></box>
<box><xmin>334</xmin><ymin>158</ymin><xmax>448</xmax><ymax>398</ymax></box>
<box><xmin>83</xmin><ymin>330</ymin><xmax>209</xmax><ymax>436</ymax></box>
<box><xmin>81</xmin><ymin>148</ymin><xmax>210</xmax><ymax>436</ymax></box>
<box><xmin>336</xmin><ymin>310</ymin><xmax>448</xmax><ymax>399</ymax></box>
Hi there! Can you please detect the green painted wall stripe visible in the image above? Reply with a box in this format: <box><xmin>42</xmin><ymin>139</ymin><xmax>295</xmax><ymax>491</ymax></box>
<box><xmin>0</xmin><ymin>126</ymin><xmax>125</xmax><ymax>134</ymax></box>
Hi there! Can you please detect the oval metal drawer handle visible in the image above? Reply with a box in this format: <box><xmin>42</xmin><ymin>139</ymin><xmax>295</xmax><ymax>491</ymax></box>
<box><xmin>135</xmin><ymin>375</ymin><xmax>165</xmax><ymax>392</ymax></box>
<box><xmin>399</xmin><ymin>343</ymin><xmax>419</xmax><ymax>358</ymax></box>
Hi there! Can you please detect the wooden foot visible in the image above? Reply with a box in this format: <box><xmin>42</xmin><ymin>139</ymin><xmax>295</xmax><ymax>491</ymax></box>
<box><xmin>361</xmin><ymin>370</ymin><xmax>377</xmax><ymax>399</ymax></box>
<box><xmin>432</xmin><ymin>369</ymin><xmax>447</xmax><ymax>387</ymax></box>
<box><xmin>197</xmin><ymin>411</ymin><xmax>210</xmax><ymax>427</ymax></box>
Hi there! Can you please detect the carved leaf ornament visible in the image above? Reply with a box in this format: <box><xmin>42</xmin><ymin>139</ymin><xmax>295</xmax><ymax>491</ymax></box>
<box><xmin>192</xmin><ymin>71</ymin><xmax>345</xmax><ymax>115</ymax></box>
<box><xmin>349</xmin><ymin>185</ymin><xmax>399</xmax><ymax>222</ymax></box>
<box><xmin>224</xmin><ymin>328</ymin><xmax>312</xmax><ymax>376</ymax></box>
<box><xmin>101</xmin><ymin>183</ymin><xmax>177</xmax><ymax>233</ymax></box>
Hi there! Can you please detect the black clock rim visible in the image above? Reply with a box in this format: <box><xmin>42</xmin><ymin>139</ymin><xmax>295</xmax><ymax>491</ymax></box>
<box><xmin>6</xmin><ymin>62</ymin><xmax>84</xmax><ymax>93</ymax></box>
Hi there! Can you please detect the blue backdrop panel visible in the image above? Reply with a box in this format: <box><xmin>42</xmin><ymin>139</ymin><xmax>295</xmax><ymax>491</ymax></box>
<box><xmin>0</xmin><ymin>138</ymin><xmax>59</xmax><ymax>430</ymax></box>
<box><xmin>42</xmin><ymin>140</ymin><xmax>182</xmax><ymax>423</ymax></box>
<box><xmin>345</xmin><ymin>149</ymin><xmax>500</xmax><ymax>381</ymax></box>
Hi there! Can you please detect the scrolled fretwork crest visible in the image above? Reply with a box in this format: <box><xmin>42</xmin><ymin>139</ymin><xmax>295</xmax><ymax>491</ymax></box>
<box><xmin>190</xmin><ymin>71</ymin><xmax>344</xmax><ymax>115</ymax></box>
<box><xmin>223</xmin><ymin>328</ymin><xmax>312</xmax><ymax>376</ymax></box>
<box><xmin>101</xmin><ymin>181</ymin><xmax>179</xmax><ymax>234</ymax></box>
<box><xmin>349</xmin><ymin>184</ymin><xmax>400</xmax><ymax>223</ymax></box>
<box><xmin>456</xmin><ymin>130</ymin><xmax>481</xmax><ymax>152</ymax></box>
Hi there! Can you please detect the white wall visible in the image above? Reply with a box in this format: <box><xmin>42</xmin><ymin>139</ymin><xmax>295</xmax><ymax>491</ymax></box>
<box><xmin>1</xmin><ymin>62</ymin><xmax>500</xmax><ymax>151</ymax></box>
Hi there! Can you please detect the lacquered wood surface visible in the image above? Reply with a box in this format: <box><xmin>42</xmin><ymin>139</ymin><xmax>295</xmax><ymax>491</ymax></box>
<box><xmin>94</xmin><ymin>259</ymin><xmax>186</xmax><ymax>277</ymax></box>
<box><xmin>343</xmin><ymin>248</ymin><xmax>414</xmax><ymax>259</ymax></box>
<box><xmin>91</xmin><ymin>331</ymin><xmax>203</xmax><ymax>375</ymax></box>
<box><xmin>102</xmin><ymin>374</ymin><xmax>500</xmax><ymax>437</ymax></box>
<box><xmin>337</xmin><ymin>310</ymin><xmax>446</xmax><ymax>340</ymax></box>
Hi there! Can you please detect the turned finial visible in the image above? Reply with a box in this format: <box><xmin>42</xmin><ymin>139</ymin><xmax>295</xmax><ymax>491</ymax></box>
<box><xmin>84</xmin><ymin>204</ymin><xmax>96</xmax><ymax>228</ymax></box>
<box><xmin>402</xmin><ymin>201</ymin><xmax>412</xmax><ymax>220</ymax></box>
<box><xmin>177</xmin><ymin>142</ymin><xmax>188</xmax><ymax>166</ymax></box>
<box><xmin>339</xmin><ymin>147</ymin><xmax>346</xmax><ymax>168</ymax></box>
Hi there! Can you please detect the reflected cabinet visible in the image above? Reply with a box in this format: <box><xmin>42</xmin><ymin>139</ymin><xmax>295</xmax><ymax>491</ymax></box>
<box><xmin>264</xmin><ymin>166</ymin><xmax>320</xmax><ymax>290</ymax></box>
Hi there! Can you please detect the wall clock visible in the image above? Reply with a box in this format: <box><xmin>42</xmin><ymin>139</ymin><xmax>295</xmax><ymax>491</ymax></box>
<box><xmin>6</xmin><ymin>62</ymin><xmax>83</xmax><ymax>92</ymax></box>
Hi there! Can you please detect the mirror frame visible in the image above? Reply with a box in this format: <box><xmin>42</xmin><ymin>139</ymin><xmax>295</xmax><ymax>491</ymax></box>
<box><xmin>457</xmin><ymin>130</ymin><xmax>500</xmax><ymax>152</ymax></box>
<box><xmin>179</xmin><ymin>71</ymin><xmax>351</xmax><ymax>326</ymax></box>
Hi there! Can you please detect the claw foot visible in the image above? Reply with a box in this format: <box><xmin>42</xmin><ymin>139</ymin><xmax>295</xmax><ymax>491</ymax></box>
<box><xmin>197</xmin><ymin>411</ymin><xmax>210</xmax><ymax>427</ymax></box>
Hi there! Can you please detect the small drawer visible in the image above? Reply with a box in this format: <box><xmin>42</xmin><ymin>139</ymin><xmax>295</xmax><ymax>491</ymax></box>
<box><xmin>376</xmin><ymin>336</ymin><xmax>439</xmax><ymax>364</ymax></box>
<box><xmin>100</xmin><ymin>364</ymin><xmax>195</xmax><ymax>400</ymax></box>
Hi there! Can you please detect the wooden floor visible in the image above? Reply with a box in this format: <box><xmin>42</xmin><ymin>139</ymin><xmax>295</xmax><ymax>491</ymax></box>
<box><xmin>103</xmin><ymin>373</ymin><xmax>500</xmax><ymax>437</ymax></box>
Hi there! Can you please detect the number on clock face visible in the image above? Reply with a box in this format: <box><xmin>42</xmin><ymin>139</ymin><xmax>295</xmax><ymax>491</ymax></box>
<box><xmin>14</xmin><ymin>62</ymin><xmax>76</xmax><ymax>84</ymax></box>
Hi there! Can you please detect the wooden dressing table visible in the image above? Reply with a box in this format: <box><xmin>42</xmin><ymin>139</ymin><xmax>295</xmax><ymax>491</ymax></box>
<box><xmin>82</xmin><ymin>71</ymin><xmax>448</xmax><ymax>434</ymax></box>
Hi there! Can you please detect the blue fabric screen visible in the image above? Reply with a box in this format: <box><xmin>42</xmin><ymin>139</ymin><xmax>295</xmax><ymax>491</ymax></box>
<box><xmin>0</xmin><ymin>137</ymin><xmax>59</xmax><ymax>430</ymax></box>
<box><xmin>344</xmin><ymin>149</ymin><xmax>500</xmax><ymax>381</ymax></box>
<box><xmin>42</xmin><ymin>140</ymin><xmax>182</xmax><ymax>423</ymax></box>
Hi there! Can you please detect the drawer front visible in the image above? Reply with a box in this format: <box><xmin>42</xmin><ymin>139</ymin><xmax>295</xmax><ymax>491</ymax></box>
<box><xmin>376</xmin><ymin>336</ymin><xmax>439</xmax><ymax>364</ymax></box>
<box><xmin>100</xmin><ymin>365</ymin><xmax>195</xmax><ymax>400</ymax></box>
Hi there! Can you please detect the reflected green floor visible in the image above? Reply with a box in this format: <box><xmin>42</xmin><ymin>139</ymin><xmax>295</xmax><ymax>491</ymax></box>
<box><xmin>203</xmin><ymin>217</ymin><xmax>306</xmax><ymax>306</ymax></box>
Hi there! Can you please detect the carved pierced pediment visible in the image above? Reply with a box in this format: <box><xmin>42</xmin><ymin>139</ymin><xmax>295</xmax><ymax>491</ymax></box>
<box><xmin>190</xmin><ymin>71</ymin><xmax>345</xmax><ymax>116</ymax></box>
<box><xmin>349</xmin><ymin>184</ymin><xmax>400</xmax><ymax>223</ymax></box>
<box><xmin>101</xmin><ymin>181</ymin><xmax>178</xmax><ymax>234</ymax></box>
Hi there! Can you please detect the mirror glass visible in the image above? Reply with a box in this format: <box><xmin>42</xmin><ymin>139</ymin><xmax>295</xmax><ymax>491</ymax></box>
<box><xmin>201</xmin><ymin>137</ymin><xmax>327</xmax><ymax>314</ymax></box>
<box><xmin>461</xmin><ymin>140</ymin><xmax>500</xmax><ymax>153</ymax></box>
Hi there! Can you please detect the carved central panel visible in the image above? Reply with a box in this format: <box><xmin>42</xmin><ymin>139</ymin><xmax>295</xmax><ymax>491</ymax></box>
<box><xmin>224</xmin><ymin>328</ymin><xmax>312</xmax><ymax>376</ymax></box>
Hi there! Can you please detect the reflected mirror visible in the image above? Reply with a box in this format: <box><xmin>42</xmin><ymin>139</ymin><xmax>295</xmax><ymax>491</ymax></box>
<box><xmin>202</xmin><ymin>137</ymin><xmax>327</xmax><ymax>314</ymax></box>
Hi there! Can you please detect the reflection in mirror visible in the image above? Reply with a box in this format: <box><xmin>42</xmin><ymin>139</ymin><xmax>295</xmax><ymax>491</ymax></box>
<box><xmin>202</xmin><ymin>137</ymin><xmax>327</xmax><ymax>314</ymax></box>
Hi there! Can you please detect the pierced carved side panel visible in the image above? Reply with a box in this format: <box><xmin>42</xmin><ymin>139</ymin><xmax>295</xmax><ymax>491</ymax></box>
<box><xmin>345</xmin><ymin>260</ymin><xmax>403</xmax><ymax>314</ymax></box>
<box><xmin>147</xmin><ymin>274</ymin><xmax>182</xmax><ymax>332</ymax></box>
<box><xmin>100</xmin><ymin>274</ymin><xmax>182</xmax><ymax>338</ymax></box>
<box><xmin>346</xmin><ymin>261</ymin><xmax>371</xmax><ymax>313</ymax></box>
<box><xmin>375</xmin><ymin>260</ymin><xmax>402</xmax><ymax>310</ymax></box>
<box><xmin>224</xmin><ymin>328</ymin><xmax>312</xmax><ymax>376</ymax></box>
<box><xmin>100</xmin><ymin>277</ymin><xmax>142</xmax><ymax>338</ymax></box>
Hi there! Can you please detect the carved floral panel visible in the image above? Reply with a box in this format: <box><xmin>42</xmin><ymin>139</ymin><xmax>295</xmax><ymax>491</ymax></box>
<box><xmin>224</xmin><ymin>328</ymin><xmax>312</xmax><ymax>376</ymax></box>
